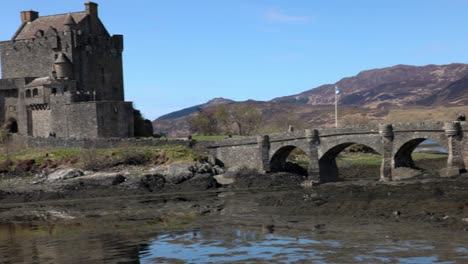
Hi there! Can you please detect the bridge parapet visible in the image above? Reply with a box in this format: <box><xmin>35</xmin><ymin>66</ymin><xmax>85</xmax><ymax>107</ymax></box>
<box><xmin>200</xmin><ymin>121</ymin><xmax>466</xmax><ymax>182</ymax></box>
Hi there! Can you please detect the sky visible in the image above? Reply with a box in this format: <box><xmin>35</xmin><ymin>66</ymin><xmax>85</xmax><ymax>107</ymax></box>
<box><xmin>1</xmin><ymin>1</ymin><xmax>468</xmax><ymax>120</ymax></box>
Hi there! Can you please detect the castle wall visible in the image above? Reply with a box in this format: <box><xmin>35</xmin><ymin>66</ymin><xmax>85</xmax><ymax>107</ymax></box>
<box><xmin>96</xmin><ymin>101</ymin><xmax>133</xmax><ymax>138</ymax></box>
<box><xmin>0</xmin><ymin>38</ymin><xmax>67</xmax><ymax>79</ymax></box>
<box><xmin>31</xmin><ymin>109</ymin><xmax>52</xmax><ymax>137</ymax></box>
<box><xmin>0</xmin><ymin>4</ymin><xmax>132</xmax><ymax>140</ymax></box>
<box><xmin>57</xmin><ymin>103</ymin><xmax>99</xmax><ymax>139</ymax></box>
<box><xmin>73</xmin><ymin>33</ymin><xmax>124</xmax><ymax>101</ymax></box>
<box><xmin>4</xmin><ymin>95</ymin><xmax>18</xmax><ymax>122</ymax></box>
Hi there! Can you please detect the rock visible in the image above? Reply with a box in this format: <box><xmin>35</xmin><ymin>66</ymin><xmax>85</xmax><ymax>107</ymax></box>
<box><xmin>261</xmin><ymin>224</ymin><xmax>275</xmax><ymax>234</ymax></box>
<box><xmin>148</xmin><ymin>163</ymin><xmax>194</xmax><ymax>184</ymax></box>
<box><xmin>207</xmin><ymin>155</ymin><xmax>217</xmax><ymax>165</ymax></box>
<box><xmin>196</xmin><ymin>163</ymin><xmax>212</xmax><ymax>174</ymax></box>
<box><xmin>164</xmin><ymin>163</ymin><xmax>195</xmax><ymax>184</ymax></box>
<box><xmin>47</xmin><ymin>168</ymin><xmax>84</xmax><ymax>181</ymax></box>
<box><xmin>439</xmin><ymin>167</ymin><xmax>460</xmax><ymax>178</ymax></box>
<box><xmin>214</xmin><ymin>174</ymin><xmax>235</xmax><ymax>185</ymax></box>
<box><xmin>140</xmin><ymin>174</ymin><xmax>166</xmax><ymax>192</ymax></box>
<box><xmin>300</xmin><ymin>180</ymin><xmax>315</xmax><ymax>189</ymax></box>
<box><xmin>71</xmin><ymin>172</ymin><xmax>126</xmax><ymax>186</ymax></box>
<box><xmin>185</xmin><ymin>173</ymin><xmax>219</xmax><ymax>189</ymax></box>
<box><xmin>314</xmin><ymin>224</ymin><xmax>326</xmax><ymax>230</ymax></box>
<box><xmin>392</xmin><ymin>167</ymin><xmax>423</xmax><ymax>181</ymax></box>
<box><xmin>226</xmin><ymin>165</ymin><xmax>245</xmax><ymax>173</ymax></box>
<box><xmin>212</xmin><ymin>165</ymin><xmax>225</xmax><ymax>175</ymax></box>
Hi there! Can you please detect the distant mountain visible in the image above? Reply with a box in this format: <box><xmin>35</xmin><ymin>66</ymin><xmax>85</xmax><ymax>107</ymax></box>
<box><xmin>272</xmin><ymin>63</ymin><xmax>468</xmax><ymax>108</ymax></box>
<box><xmin>153</xmin><ymin>63</ymin><xmax>468</xmax><ymax>136</ymax></box>
<box><xmin>417</xmin><ymin>73</ymin><xmax>468</xmax><ymax>106</ymax></box>
<box><xmin>156</xmin><ymin>97</ymin><xmax>234</xmax><ymax>121</ymax></box>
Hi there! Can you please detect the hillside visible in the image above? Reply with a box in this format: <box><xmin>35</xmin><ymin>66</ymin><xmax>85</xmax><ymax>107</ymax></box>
<box><xmin>273</xmin><ymin>64</ymin><xmax>468</xmax><ymax>108</ymax></box>
<box><xmin>153</xmin><ymin>63</ymin><xmax>468</xmax><ymax>137</ymax></box>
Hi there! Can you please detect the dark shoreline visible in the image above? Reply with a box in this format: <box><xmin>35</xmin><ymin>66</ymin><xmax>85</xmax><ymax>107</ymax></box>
<box><xmin>0</xmin><ymin>170</ymin><xmax>467</xmax><ymax>232</ymax></box>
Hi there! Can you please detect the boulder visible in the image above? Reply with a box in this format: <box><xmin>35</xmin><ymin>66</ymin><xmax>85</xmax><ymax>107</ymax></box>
<box><xmin>71</xmin><ymin>172</ymin><xmax>126</xmax><ymax>186</ymax></box>
<box><xmin>152</xmin><ymin>163</ymin><xmax>195</xmax><ymax>184</ymax></box>
<box><xmin>47</xmin><ymin>168</ymin><xmax>84</xmax><ymax>181</ymax></box>
<box><xmin>186</xmin><ymin>173</ymin><xmax>219</xmax><ymax>189</ymax></box>
<box><xmin>214</xmin><ymin>174</ymin><xmax>234</xmax><ymax>185</ymax></box>
<box><xmin>212</xmin><ymin>165</ymin><xmax>225</xmax><ymax>175</ymax></box>
<box><xmin>140</xmin><ymin>174</ymin><xmax>166</xmax><ymax>192</ymax></box>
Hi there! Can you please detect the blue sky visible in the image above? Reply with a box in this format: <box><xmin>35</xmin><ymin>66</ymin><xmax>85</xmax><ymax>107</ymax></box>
<box><xmin>1</xmin><ymin>1</ymin><xmax>468</xmax><ymax>119</ymax></box>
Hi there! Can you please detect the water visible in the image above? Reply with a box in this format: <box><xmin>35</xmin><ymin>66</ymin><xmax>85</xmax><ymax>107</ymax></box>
<box><xmin>0</xmin><ymin>191</ymin><xmax>466</xmax><ymax>263</ymax></box>
<box><xmin>415</xmin><ymin>139</ymin><xmax>448</xmax><ymax>154</ymax></box>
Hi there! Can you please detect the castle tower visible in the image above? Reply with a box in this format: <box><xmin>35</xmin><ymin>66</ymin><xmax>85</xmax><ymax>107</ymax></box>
<box><xmin>0</xmin><ymin>2</ymin><xmax>134</xmax><ymax>139</ymax></box>
<box><xmin>63</xmin><ymin>13</ymin><xmax>76</xmax><ymax>32</ymax></box>
<box><xmin>54</xmin><ymin>53</ymin><xmax>73</xmax><ymax>79</ymax></box>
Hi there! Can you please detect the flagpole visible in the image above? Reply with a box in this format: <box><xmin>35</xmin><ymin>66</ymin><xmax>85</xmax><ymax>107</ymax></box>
<box><xmin>335</xmin><ymin>86</ymin><xmax>338</xmax><ymax>128</ymax></box>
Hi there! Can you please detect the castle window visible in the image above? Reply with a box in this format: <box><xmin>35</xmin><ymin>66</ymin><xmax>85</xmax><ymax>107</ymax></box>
<box><xmin>25</xmin><ymin>89</ymin><xmax>31</xmax><ymax>98</ymax></box>
<box><xmin>33</xmin><ymin>88</ymin><xmax>39</xmax><ymax>97</ymax></box>
<box><xmin>52</xmin><ymin>88</ymin><xmax>57</xmax><ymax>94</ymax></box>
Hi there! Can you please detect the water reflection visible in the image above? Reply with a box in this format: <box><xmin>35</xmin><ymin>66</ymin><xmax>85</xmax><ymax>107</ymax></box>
<box><xmin>1</xmin><ymin>222</ymin><xmax>465</xmax><ymax>264</ymax></box>
<box><xmin>138</xmin><ymin>229</ymin><xmax>468</xmax><ymax>264</ymax></box>
<box><xmin>0</xmin><ymin>223</ymin><xmax>143</xmax><ymax>264</ymax></box>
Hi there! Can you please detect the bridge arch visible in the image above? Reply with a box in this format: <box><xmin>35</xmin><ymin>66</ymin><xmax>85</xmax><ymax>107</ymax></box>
<box><xmin>393</xmin><ymin>133</ymin><xmax>448</xmax><ymax>157</ymax></box>
<box><xmin>319</xmin><ymin>142</ymin><xmax>381</xmax><ymax>182</ymax></box>
<box><xmin>394</xmin><ymin>137</ymin><xmax>447</xmax><ymax>170</ymax></box>
<box><xmin>270</xmin><ymin>145</ymin><xmax>309</xmax><ymax>175</ymax></box>
<box><xmin>318</xmin><ymin>135</ymin><xmax>383</xmax><ymax>160</ymax></box>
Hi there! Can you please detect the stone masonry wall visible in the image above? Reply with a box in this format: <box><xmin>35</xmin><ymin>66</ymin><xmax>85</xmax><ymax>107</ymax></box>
<box><xmin>31</xmin><ymin>109</ymin><xmax>52</xmax><ymax>137</ymax></box>
<box><xmin>0</xmin><ymin>38</ymin><xmax>60</xmax><ymax>79</ymax></box>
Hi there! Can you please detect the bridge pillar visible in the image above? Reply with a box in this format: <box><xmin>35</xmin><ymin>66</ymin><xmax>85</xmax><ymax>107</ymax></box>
<box><xmin>305</xmin><ymin>129</ymin><xmax>320</xmax><ymax>181</ymax></box>
<box><xmin>257</xmin><ymin>135</ymin><xmax>271</xmax><ymax>173</ymax></box>
<box><xmin>440</xmin><ymin>122</ymin><xmax>465</xmax><ymax>177</ymax></box>
<box><xmin>379</xmin><ymin>124</ymin><xmax>394</xmax><ymax>181</ymax></box>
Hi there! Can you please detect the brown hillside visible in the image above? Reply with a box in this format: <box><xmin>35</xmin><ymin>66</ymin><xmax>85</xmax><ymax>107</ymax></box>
<box><xmin>153</xmin><ymin>64</ymin><xmax>468</xmax><ymax>137</ymax></box>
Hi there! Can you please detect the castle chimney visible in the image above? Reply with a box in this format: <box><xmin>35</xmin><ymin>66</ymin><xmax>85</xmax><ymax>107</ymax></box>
<box><xmin>85</xmin><ymin>2</ymin><xmax>98</xmax><ymax>33</ymax></box>
<box><xmin>85</xmin><ymin>2</ymin><xmax>98</xmax><ymax>17</ymax></box>
<box><xmin>20</xmin><ymin>11</ymin><xmax>39</xmax><ymax>23</ymax></box>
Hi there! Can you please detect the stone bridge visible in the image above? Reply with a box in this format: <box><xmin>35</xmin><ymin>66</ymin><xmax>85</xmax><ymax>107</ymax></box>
<box><xmin>203</xmin><ymin>122</ymin><xmax>467</xmax><ymax>182</ymax></box>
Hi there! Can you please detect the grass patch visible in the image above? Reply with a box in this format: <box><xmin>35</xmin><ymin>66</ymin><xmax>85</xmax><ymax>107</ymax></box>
<box><xmin>385</xmin><ymin>105</ymin><xmax>468</xmax><ymax>123</ymax></box>
<box><xmin>337</xmin><ymin>153</ymin><xmax>382</xmax><ymax>166</ymax></box>
<box><xmin>0</xmin><ymin>145</ymin><xmax>197</xmax><ymax>172</ymax></box>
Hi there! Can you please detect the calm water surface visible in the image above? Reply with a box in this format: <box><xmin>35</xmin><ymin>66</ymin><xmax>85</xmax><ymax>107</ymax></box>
<box><xmin>0</xmin><ymin>191</ymin><xmax>466</xmax><ymax>263</ymax></box>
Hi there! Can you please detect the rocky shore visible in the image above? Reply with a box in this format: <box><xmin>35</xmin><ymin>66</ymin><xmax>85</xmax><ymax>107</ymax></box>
<box><xmin>0</xmin><ymin>158</ymin><xmax>467</xmax><ymax>232</ymax></box>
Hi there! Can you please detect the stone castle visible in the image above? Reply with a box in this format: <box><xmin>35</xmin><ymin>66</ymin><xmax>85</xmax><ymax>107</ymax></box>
<box><xmin>0</xmin><ymin>2</ymin><xmax>134</xmax><ymax>139</ymax></box>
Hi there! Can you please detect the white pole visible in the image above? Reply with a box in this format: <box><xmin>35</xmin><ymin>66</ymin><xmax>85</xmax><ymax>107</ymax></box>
<box><xmin>335</xmin><ymin>87</ymin><xmax>338</xmax><ymax>128</ymax></box>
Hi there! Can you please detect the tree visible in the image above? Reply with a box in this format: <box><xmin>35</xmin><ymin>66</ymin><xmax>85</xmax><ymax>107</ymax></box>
<box><xmin>213</xmin><ymin>105</ymin><xmax>231</xmax><ymax>134</ymax></box>
<box><xmin>189</xmin><ymin>109</ymin><xmax>218</xmax><ymax>135</ymax></box>
<box><xmin>231</xmin><ymin>105</ymin><xmax>262</xmax><ymax>136</ymax></box>
<box><xmin>134</xmin><ymin>109</ymin><xmax>153</xmax><ymax>137</ymax></box>
<box><xmin>190</xmin><ymin>105</ymin><xmax>263</xmax><ymax>136</ymax></box>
